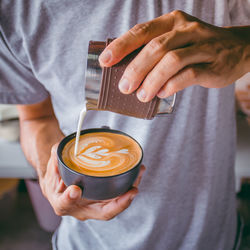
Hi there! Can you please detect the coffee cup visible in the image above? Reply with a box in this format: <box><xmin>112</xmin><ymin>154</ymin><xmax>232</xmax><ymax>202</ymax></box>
<box><xmin>57</xmin><ymin>127</ymin><xmax>143</xmax><ymax>200</ymax></box>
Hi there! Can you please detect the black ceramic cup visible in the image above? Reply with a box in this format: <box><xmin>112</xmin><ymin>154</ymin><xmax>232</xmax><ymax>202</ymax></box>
<box><xmin>57</xmin><ymin>128</ymin><xmax>143</xmax><ymax>200</ymax></box>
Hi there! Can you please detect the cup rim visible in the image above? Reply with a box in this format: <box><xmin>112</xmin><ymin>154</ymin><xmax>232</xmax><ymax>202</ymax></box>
<box><xmin>57</xmin><ymin>128</ymin><xmax>143</xmax><ymax>179</ymax></box>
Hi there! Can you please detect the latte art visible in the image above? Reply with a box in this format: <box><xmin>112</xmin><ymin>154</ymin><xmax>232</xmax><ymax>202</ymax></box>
<box><xmin>77</xmin><ymin>146</ymin><xmax>129</xmax><ymax>167</ymax></box>
<box><xmin>62</xmin><ymin>132</ymin><xmax>142</xmax><ymax>177</ymax></box>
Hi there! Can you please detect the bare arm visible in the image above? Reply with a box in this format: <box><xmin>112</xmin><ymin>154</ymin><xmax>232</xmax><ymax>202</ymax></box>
<box><xmin>17</xmin><ymin>97</ymin><xmax>64</xmax><ymax>178</ymax></box>
<box><xmin>17</xmin><ymin>96</ymin><xmax>144</xmax><ymax>220</ymax></box>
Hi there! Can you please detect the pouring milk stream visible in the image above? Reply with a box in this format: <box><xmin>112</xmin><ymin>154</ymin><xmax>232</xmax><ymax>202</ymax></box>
<box><xmin>74</xmin><ymin>39</ymin><xmax>176</xmax><ymax>157</ymax></box>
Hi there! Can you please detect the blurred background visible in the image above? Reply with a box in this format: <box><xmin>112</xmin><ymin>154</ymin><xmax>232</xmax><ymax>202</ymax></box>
<box><xmin>0</xmin><ymin>73</ymin><xmax>250</xmax><ymax>250</ymax></box>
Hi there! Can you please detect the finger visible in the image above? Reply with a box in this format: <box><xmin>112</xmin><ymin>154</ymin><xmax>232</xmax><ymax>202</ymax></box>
<box><xmin>55</xmin><ymin>179</ymin><xmax>67</xmax><ymax>194</ymax></box>
<box><xmin>136</xmin><ymin>43</ymin><xmax>213</xmax><ymax>102</ymax></box>
<box><xmin>100</xmin><ymin>187</ymin><xmax>138</xmax><ymax>220</ymax></box>
<box><xmin>133</xmin><ymin>165</ymin><xmax>146</xmax><ymax>188</ymax></box>
<box><xmin>157</xmin><ymin>64</ymin><xmax>211</xmax><ymax>98</ymax></box>
<box><xmin>99</xmin><ymin>13</ymin><xmax>175</xmax><ymax>67</ymax></box>
<box><xmin>98</xmin><ymin>10</ymin><xmax>211</xmax><ymax>68</ymax></box>
<box><xmin>53</xmin><ymin>185</ymin><xmax>82</xmax><ymax>216</ymax></box>
<box><xmin>48</xmin><ymin>143</ymin><xmax>60</xmax><ymax>176</ymax></box>
<box><xmin>44</xmin><ymin>169</ymin><xmax>65</xmax><ymax>198</ymax></box>
<box><xmin>45</xmin><ymin>143</ymin><xmax>63</xmax><ymax>192</ymax></box>
<box><xmin>118</xmin><ymin>28</ymin><xmax>201</xmax><ymax>95</ymax></box>
<box><xmin>64</xmin><ymin>185</ymin><xmax>82</xmax><ymax>200</ymax></box>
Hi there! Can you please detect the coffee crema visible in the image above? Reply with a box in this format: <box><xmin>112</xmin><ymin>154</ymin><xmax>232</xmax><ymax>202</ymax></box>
<box><xmin>62</xmin><ymin>132</ymin><xmax>142</xmax><ymax>177</ymax></box>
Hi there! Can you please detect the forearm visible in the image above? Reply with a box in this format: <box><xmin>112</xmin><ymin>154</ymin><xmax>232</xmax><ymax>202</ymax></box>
<box><xmin>19</xmin><ymin>115</ymin><xmax>64</xmax><ymax>178</ymax></box>
<box><xmin>17</xmin><ymin>97</ymin><xmax>65</xmax><ymax>179</ymax></box>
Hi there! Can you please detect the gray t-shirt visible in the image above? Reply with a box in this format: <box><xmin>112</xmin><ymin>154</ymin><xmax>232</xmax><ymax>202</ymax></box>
<box><xmin>1</xmin><ymin>1</ymin><xmax>250</xmax><ymax>249</ymax></box>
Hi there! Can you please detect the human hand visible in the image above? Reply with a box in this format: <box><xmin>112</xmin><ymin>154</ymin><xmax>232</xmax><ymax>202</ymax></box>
<box><xmin>39</xmin><ymin>144</ymin><xmax>146</xmax><ymax>221</ymax></box>
<box><xmin>99</xmin><ymin>10</ymin><xmax>250</xmax><ymax>102</ymax></box>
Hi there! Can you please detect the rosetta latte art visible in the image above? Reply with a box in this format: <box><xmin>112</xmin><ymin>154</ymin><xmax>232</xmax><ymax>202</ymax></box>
<box><xmin>77</xmin><ymin>146</ymin><xmax>129</xmax><ymax>168</ymax></box>
<box><xmin>62</xmin><ymin>132</ymin><xmax>142</xmax><ymax>177</ymax></box>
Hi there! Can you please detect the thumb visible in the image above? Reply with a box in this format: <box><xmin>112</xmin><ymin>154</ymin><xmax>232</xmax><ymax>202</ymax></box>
<box><xmin>63</xmin><ymin>185</ymin><xmax>82</xmax><ymax>200</ymax></box>
<box><xmin>54</xmin><ymin>185</ymin><xmax>82</xmax><ymax>216</ymax></box>
<box><xmin>100</xmin><ymin>187</ymin><xmax>138</xmax><ymax>220</ymax></box>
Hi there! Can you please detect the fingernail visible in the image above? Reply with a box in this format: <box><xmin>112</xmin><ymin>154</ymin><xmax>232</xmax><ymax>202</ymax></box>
<box><xmin>119</xmin><ymin>78</ymin><xmax>130</xmax><ymax>93</ymax></box>
<box><xmin>99</xmin><ymin>50</ymin><xmax>112</xmax><ymax>64</ymax></box>
<box><xmin>137</xmin><ymin>89</ymin><xmax>147</xmax><ymax>101</ymax></box>
<box><xmin>69</xmin><ymin>188</ymin><xmax>79</xmax><ymax>199</ymax></box>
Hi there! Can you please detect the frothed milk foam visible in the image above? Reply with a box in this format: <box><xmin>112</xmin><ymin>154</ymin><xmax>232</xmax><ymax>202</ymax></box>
<box><xmin>62</xmin><ymin>132</ymin><xmax>142</xmax><ymax>176</ymax></box>
<box><xmin>65</xmin><ymin>103</ymin><xmax>142</xmax><ymax>177</ymax></box>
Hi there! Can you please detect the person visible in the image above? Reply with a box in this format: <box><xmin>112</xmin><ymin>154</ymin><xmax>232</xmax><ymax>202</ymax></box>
<box><xmin>1</xmin><ymin>0</ymin><xmax>250</xmax><ymax>249</ymax></box>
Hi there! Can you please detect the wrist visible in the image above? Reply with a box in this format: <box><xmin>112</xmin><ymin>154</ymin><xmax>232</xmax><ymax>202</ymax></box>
<box><xmin>227</xmin><ymin>26</ymin><xmax>250</xmax><ymax>75</ymax></box>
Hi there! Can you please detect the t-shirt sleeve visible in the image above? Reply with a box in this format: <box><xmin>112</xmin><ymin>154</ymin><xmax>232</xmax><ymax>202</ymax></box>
<box><xmin>0</xmin><ymin>32</ymin><xmax>49</xmax><ymax>104</ymax></box>
<box><xmin>228</xmin><ymin>0</ymin><xmax>250</xmax><ymax>25</ymax></box>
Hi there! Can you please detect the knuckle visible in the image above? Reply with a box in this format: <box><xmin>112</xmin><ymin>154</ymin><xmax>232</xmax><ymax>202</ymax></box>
<box><xmin>156</xmin><ymin>69</ymin><xmax>167</xmax><ymax>81</ymax></box>
<box><xmin>171</xmin><ymin>10</ymin><xmax>185</xmax><ymax>19</ymax></box>
<box><xmin>126</xmin><ymin>62</ymin><xmax>140</xmax><ymax>76</ymax></box>
<box><xmin>148</xmin><ymin>37</ymin><xmax>166</xmax><ymax>52</ymax></box>
<box><xmin>102</xmin><ymin>212</ymin><xmax>113</xmax><ymax>221</ymax></box>
<box><xmin>53</xmin><ymin>206</ymin><xmax>65</xmax><ymax>216</ymax></box>
<box><xmin>190</xmin><ymin>21</ymin><xmax>203</xmax><ymax>31</ymax></box>
<box><xmin>53</xmin><ymin>198</ymin><xmax>71</xmax><ymax>216</ymax></box>
<box><xmin>120</xmin><ymin>201</ymin><xmax>131</xmax><ymax>211</ymax></box>
<box><xmin>146</xmin><ymin>70</ymin><xmax>165</xmax><ymax>88</ymax></box>
<box><xmin>129</xmin><ymin>22</ymin><xmax>151</xmax><ymax>37</ymax></box>
<box><xmin>166</xmin><ymin>51</ymin><xmax>181</xmax><ymax>66</ymax></box>
<box><xmin>187</xmin><ymin>67</ymin><xmax>198</xmax><ymax>80</ymax></box>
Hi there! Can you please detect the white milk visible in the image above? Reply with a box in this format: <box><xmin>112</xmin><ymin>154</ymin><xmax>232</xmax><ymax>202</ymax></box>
<box><xmin>74</xmin><ymin>103</ymin><xmax>87</xmax><ymax>156</ymax></box>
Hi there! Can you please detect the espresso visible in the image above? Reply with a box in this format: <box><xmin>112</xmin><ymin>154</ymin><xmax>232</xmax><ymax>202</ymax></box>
<box><xmin>62</xmin><ymin>132</ymin><xmax>142</xmax><ymax>177</ymax></box>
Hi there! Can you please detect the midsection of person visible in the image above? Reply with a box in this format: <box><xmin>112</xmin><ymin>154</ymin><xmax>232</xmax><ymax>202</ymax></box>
<box><xmin>1</xmin><ymin>0</ymin><xmax>240</xmax><ymax>249</ymax></box>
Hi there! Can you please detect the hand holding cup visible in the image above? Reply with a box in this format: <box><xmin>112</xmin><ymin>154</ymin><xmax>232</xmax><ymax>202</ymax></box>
<box><xmin>39</xmin><ymin>141</ymin><xmax>145</xmax><ymax>221</ymax></box>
